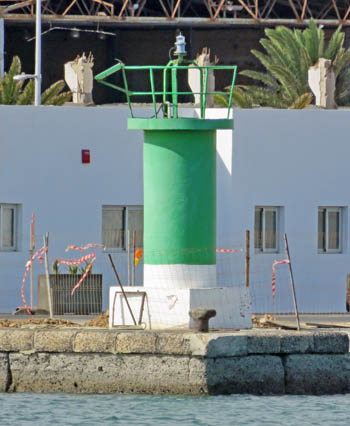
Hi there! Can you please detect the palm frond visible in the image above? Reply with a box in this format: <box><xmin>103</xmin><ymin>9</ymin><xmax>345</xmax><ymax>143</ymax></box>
<box><xmin>230</xmin><ymin>88</ymin><xmax>254</xmax><ymax>109</ymax></box>
<box><xmin>333</xmin><ymin>48</ymin><xmax>350</xmax><ymax>78</ymax></box>
<box><xmin>214</xmin><ymin>94</ymin><xmax>229</xmax><ymax>107</ymax></box>
<box><xmin>318</xmin><ymin>27</ymin><xmax>325</xmax><ymax>58</ymax></box>
<box><xmin>239</xmin><ymin>69</ymin><xmax>279</xmax><ymax>90</ymax></box>
<box><xmin>294</xmin><ymin>29</ymin><xmax>305</xmax><ymax>47</ymax></box>
<box><xmin>303</xmin><ymin>19</ymin><xmax>320</xmax><ymax>65</ymax></box>
<box><xmin>290</xmin><ymin>92</ymin><xmax>313</xmax><ymax>109</ymax></box>
<box><xmin>0</xmin><ymin>56</ymin><xmax>24</xmax><ymax>105</ymax></box>
<box><xmin>48</xmin><ymin>91</ymin><xmax>72</xmax><ymax>106</ymax></box>
<box><xmin>41</xmin><ymin>80</ymin><xmax>68</xmax><ymax>105</ymax></box>
<box><xmin>7</xmin><ymin>56</ymin><xmax>22</xmax><ymax>76</ymax></box>
<box><xmin>335</xmin><ymin>66</ymin><xmax>350</xmax><ymax>105</ymax></box>
<box><xmin>299</xmin><ymin>45</ymin><xmax>312</xmax><ymax>84</ymax></box>
<box><xmin>259</xmin><ymin>39</ymin><xmax>290</xmax><ymax>69</ymax></box>
<box><xmin>239</xmin><ymin>85</ymin><xmax>290</xmax><ymax>108</ymax></box>
<box><xmin>17</xmin><ymin>80</ymin><xmax>35</xmax><ymax>105</ymax></box>
<box><xmin>250</xmin><ymin>49</ymin><xmax>275</xmax><ymax>72</ymax></box>
<box><xmin>277</xmin><ymin>26</ymin><xmax>310</xmax><ymax>90</ymax></box>
<box><xmin>324</xmin><ymin>26</ymin><xmax>344</xmax><ymax>62</ymax></box>
<box><xmin>267</xmin><ymin>64</ymin><xmax>300</xmax><ymax>101</ymax></box>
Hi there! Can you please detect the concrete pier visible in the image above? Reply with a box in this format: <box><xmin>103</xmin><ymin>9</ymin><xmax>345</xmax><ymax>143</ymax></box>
<box><xmin>0</xmin><ymin>328</ymin><xmax>350</xmax><ymax>395</ymax></box>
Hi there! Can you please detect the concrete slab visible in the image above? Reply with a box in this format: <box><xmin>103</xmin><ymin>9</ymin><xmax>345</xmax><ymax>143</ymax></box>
<box><xmin>109</xmin><ymin>286</ymin><xmax>252</xmax><ymax>330</ymax></box>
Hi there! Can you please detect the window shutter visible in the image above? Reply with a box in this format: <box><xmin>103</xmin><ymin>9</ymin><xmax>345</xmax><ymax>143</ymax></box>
<box><xmin>254</xmin><ymin>208</ymin><xmax>263</xmax><ymax>249</ymax></box>
<box><xmin>102</xmin><ymin>207</ymin><xmax>124</xmax><ymax>248</ymax></box>
<box><xmin>128</xmin><ymin>208</ymin><xmax>144</xmax><ymax>248</ymax></box>
<box><xmin>2</xmin><ymin>207</ymin><xmax>14</xmax><ymax>248</ymax></box>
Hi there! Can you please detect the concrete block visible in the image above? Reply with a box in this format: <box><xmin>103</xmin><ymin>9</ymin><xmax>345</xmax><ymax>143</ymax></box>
<box><xmin>206</xmin><ymin>355</ymin><xmax>285</xmax><ymax>394</ymax></box>
<box><xmin>0</xmin><ymin>353</ymin><xmax>9</xmax><ymax>392</ymax></box>
<box><xmin>188</xmin><ymin>357</ymin><xmax>208</xmax><ymax>393</ymax></box>
<box><xmin>116</xmin><ymin>331</ymin><xmax>157</xmax><ymax>354</ymax></box>
<box><xmin>205</xmin><ymin>335</ymin><xmax>248</xmax><ymax>358</ymax></box>
<box><xmin>191</xmin><ymin>287</ymin><xmax>252</xmax><ymax>330</ymax></box>
<box><xmin>186</xmin><ymin>334</ymin><xmax>213</xmax><ymax>356</ymax></box>
<box><xmin>157</xmin><ymin>333</ymin><xmax>191</xmax><ymax>355</ymax></box>
<box><xmin>34</xmin><ymin>329</ymin><xmax>78</xmax><ymax>352</ymax></box>
<box><xmin>74</xmin><ymin>330</ymin><xmax>117</xmax><ymax>353</ymax></box>
<box><xmin>280</xmin><ymin>332</ymin><xmax>314</xmax><ymax>354</ymax></box>
<box><xmin>184</xmin><ymin>334</ymin><xmax>248</xmax><ymax>357</ymax></box>
<box><xmin>313</xmin><ymin>332</ymin><xmax>349</xmax><ymax>354</ymax></box>
<box><xmin>247</xmin><ymin>332</ymin><xmax>281</xmax><ymax>354</ymax></box>
<box><xmin>285</xmin><ymin>354</ymin><xmax>350</xmax><ymax>394</ymax></box>
<box><xmin>0</xmin><ymin>329</ymin><xmax>34</xmax><ymax>352</ymax></box>
<box><xmin>9</xmin><ymin>353</ymin><xmax>50</xmax><ymax>392</ymax></box>
<box><xmin>110</xmin><ymin>286</ymin><xmax>252</xmax><ymax>330</ymax></box>
<box><xmin>9</xmin><ymin>353</ymin><xmax>196</xmax><ymax>394</ymax></box>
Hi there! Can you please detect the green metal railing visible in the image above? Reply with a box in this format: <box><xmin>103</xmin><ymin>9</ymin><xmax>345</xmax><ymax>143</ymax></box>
<box><xmin>95</xmin><ymin>57</ymin><xmax>237</xmax><ymax>119</ymax></box>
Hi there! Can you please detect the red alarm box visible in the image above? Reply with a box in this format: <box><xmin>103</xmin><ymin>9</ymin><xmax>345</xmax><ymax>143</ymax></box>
<box><xmin>81</xmin><ymin>149</ymin><xmax>90</xmax><ymax>164</ymax></box>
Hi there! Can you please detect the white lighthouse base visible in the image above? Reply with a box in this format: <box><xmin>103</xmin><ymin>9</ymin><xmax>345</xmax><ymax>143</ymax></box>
<box><xmin>144</xmin><ymin>264</ymin><xmax>217</xmax><ymax>289</ymax></box>
<box><xmin>109</xmin><ymin>286</ymin><xmax>252</xmax><ymax>330</ymax></box>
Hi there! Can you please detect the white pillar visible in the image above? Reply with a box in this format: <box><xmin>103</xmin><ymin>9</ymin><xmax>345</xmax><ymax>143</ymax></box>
<box><xmin>34</xmin><ymin>0</ymin><xmax>41</xmax><ymax>106</ymax></box>
<box><xmin>308</xmin><ymin>58</ymin><xmax>336</xmax><ymax>109</ymax></box>
<box><xmin>0</xmin><ymin>19</ymin><xmax>4</xmax><ymax>78</ymax></box>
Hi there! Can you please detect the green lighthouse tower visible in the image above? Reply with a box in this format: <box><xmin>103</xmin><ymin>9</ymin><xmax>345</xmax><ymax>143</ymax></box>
<box><xmin>97</xmin><ymin>35</ymin><xmax>251</xmax><ymax>329</ymax></box>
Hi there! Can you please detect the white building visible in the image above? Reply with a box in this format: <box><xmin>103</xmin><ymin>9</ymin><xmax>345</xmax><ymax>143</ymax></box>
<box><xmin>0</xmin><ymin>105</ymin><xmax>349</xmax><ymax>314</ymax></box>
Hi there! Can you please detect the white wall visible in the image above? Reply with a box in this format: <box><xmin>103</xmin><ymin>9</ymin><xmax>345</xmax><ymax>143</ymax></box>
<box><xmin>0</xmin><ymin>105</ymin><xmax>349</xmax><ymax>313</ymax></box>
<box><xmin>213</xmin><ymin>108</ymin><xmax>350</xmax><ymax>313</ymax></box>
<box><xmin>0</xmin><ymin>105</ymin><xmax>144</xmax><ymax>312</ymax></box>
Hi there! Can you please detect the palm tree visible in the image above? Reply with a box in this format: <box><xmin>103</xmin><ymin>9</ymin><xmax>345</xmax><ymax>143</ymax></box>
<box><xmin>0</xmin><ymin>56</ymin><xmax>71</xmax><ymax>106</ymax></box>
<box><xmin>216</xmin><ymin>21</ymin><xmax>350</xmax><ymax>109</ymax></box>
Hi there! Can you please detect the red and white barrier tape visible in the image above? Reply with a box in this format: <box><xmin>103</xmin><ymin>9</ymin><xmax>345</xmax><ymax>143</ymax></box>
<box><xmin>21</xmin><ymin>246</ymin><xmax>47</xmax><ymax>316</ymax></box>
<box><xmin>65</xmin><ymin>244</ymin><xmax>104</xmax><ymax>252</ymax></box>
<box><xmin>57</xmin><ymin>243</ymin><xmax>104</xmax><ymax>296</ymax></box>
<box><xmin>70</xmin><ymin>257</ymin><xmax>95</xmax><ymax>296</ymax></box>
<box><xmin>56</xmin><ymin>253</ymin><xmax>96</xmax><ymax>296</ymax></box>
<box><xmin>216</xmin><ymin>249</ymin><xmax>243</xmax><ymax>253</ymax></box>
<box><xmin>30</xmin><ymin>213</ymin><xmax>35</xmax><ymax>251</ymax></box>
<box><xmin>272</xmin><ymin>260</ymin><xmax>290</xmax><ymax>299</ymax></box>
<box><xmin>56</xmin><ymin>252</ymin><xmax>96</xmax><ymax>266</ymax></box>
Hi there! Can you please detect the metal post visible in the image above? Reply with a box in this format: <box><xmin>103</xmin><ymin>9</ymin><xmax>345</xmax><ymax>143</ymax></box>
<box><xmin>43</xmin><ymin>232</ymin><xmax>53</xmax><ymax>318</ymax></box>
<box><xmin>346</xmin><ymin>273</ymin><xmax>350</xmax><ymax>312</ymax></box>
<box><xmin>284</xmin><ymin>233</ymin><xmax>301</xmax><ymax>330</ymax></box>
<box><xmin>127</xmin><ymin>230</ymin><xmax>130</xmax><ymax>285</ymax></box>
<box><xmin>0</xmin><ymin>19</ymin><xmax>4</xmax><ymax>78</ymax></box>
<box><xmin>29</xmin><ymin>247</ymin><xmax>34</xmax><ymax>308</ymax></box>
<box><xmin>34</xmin><ymin>0</ymin><xmax>41</xmax><ymax>106</ymax></box>
<box><xmin>132</xmin><ymin>230</ymin><xmax>136</xmax><ymax>286</ymax></box>
<box><xmin>245</xmin><ymin>230</ymin><xmax>250</xmax><ymax>288</ymax></box>
<box><xmin>108</xmin><ymin>254</ymin><xmax>137</xmax><ymax>325</ymax></box>
<box><xmin>29</xmin><ymin>214</ymin><xmax>35</xmax><ymax>308</ymax></box>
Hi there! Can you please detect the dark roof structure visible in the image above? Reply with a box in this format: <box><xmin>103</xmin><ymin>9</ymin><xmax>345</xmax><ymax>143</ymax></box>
<box><xmin>1</xmin><ymin>0</ymin><xmax>350</xmax><ymax>27</ymax></box>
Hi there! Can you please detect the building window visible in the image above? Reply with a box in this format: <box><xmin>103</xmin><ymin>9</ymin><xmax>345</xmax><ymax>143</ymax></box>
<box><xmin>102</xmin><ymin>205</ymin><xmax>143</xmax><ymax>249</ymax></box>
<box><xmin>318</xmin><ymin>207</ymin><xmax>342</xmax><ymax>253</ymax></box>
<box><xmin>254</xmin><ymin>207</ymin><xmax>279</xmax><ymax>253</ymax></box>
<box><xmin>0</xmin><ymin>204</ymin><xmax>18</xmax><ymax>251</ymax></box>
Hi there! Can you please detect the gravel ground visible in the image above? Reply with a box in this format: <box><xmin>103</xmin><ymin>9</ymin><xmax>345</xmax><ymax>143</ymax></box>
<box><xmin>0</xmin><ymin>311</ymin><xmax>109</xmax><ymax>328</ymax></box>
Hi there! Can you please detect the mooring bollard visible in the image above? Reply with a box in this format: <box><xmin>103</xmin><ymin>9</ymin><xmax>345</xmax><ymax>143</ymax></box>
<box><xmin>189</xmin><ymin>309</ymin><xmax>216</xmax><ymax>332</ymax></box>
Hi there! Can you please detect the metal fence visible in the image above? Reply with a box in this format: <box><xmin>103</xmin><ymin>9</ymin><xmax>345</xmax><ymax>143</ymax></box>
<box><xmin>1</xmin><ymin>230</ymin><xmax>349</xmax><ymax>316</ymax></box>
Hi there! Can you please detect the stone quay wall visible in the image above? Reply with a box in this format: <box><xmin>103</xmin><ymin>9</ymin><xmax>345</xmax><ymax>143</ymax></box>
<box><xmin>0</xmin><ymin>328</ymin><xmax>350</xmax><ymax>395</ymax></box>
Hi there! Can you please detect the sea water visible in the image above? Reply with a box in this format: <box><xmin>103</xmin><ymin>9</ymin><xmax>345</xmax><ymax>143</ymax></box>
<box><xmin>1</xmin><ymin>393</ymin><xmax>350</xmax><ymax>426</ymax></box>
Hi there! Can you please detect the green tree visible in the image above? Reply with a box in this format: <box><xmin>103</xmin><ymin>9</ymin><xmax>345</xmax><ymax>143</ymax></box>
<box><xmin>0</xmin><ymin>56</ymin><xmax>71</xmax><ymax>105</ymax></box>
<box><xmin>217</xmin><ymin>21</ymin><xmax>350</xmax><ymax>109</ymax></box>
